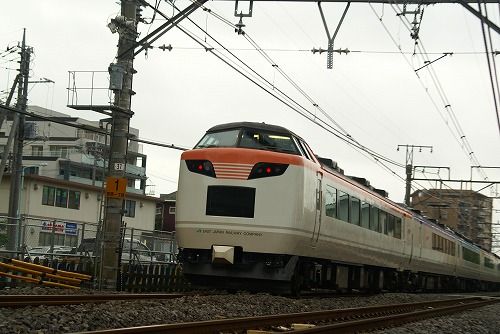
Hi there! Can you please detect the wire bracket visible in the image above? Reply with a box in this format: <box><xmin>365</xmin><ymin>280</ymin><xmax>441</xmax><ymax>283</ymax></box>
<box><xmin>318</xmin><ymin>2</ymin><xmax>350</xmax><ymax>69</ymax></box>
<box><xmin>234</xmin><ymin>1</ymin><xmax>253</xmax><ymax>35</ymax></box>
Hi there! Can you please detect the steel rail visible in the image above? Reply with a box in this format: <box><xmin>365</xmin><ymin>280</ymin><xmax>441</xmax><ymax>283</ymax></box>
<box><xmin>68</xmin><ymin>297</ymin><xmax>490</xmax><ymax>334</ymax></box>
<box><xmin>296</xmin><ymin>298</ymin><xmax>500</xmax><ymax>333</ymax></box>
<box><xmin>0</xmin><ymin>293</ymin><xmax>189</xmax><ymax>307</ymax></box>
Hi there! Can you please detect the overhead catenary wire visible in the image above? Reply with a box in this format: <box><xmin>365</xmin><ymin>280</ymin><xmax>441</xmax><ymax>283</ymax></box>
<box><xmin>477</xmin><ymin>1</ymin><xmax>500</xmax><ymax>135</ymax></box>
<box><xmin>0</xmin><ymin>104</ymin><xmax>188</xmax><ymax>151</ymax></box>
<box><xmin>151</xmin><ymin>44</ymin><xmax>497</xmax><ymax>54</ymax></box>
<box><xmin>156</xmin><ymin>0</ymin><xmax>406</xmax><ymax>169</ymax></box>
<box><xmin>370</xmin><ymin>3</ymin><xmax>491</xmax><ymax>186</ymax></box>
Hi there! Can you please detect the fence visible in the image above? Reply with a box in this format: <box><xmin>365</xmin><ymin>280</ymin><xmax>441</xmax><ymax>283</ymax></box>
<box><xmin>0</xmin><ymin>215</ymin><xmax>185</xmax><ymax>291</ymax></box>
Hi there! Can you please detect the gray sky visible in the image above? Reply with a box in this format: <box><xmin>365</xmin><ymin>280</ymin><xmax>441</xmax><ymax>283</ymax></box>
<box><xmin>1</xmin><ymin>1</ymin><xmax>499</xmax><ymax>250</ymax></box>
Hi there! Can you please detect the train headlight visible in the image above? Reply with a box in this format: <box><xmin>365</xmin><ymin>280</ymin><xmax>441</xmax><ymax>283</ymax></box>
<box><xmin>185</xmin><ymin>160</ymin><xmax>216</xmax><ymax>177</ymax></box>
<box><xmin>248</xmin><ymin>162</ymin><xmax>288</xmax><ymax>180</ymax></box>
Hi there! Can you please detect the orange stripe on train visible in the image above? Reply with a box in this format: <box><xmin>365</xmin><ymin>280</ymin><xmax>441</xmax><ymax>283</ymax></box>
<box><xmin>181</xmin><ymin>147</ymin><xmax>306</xmax><ymax>166</ymax></box>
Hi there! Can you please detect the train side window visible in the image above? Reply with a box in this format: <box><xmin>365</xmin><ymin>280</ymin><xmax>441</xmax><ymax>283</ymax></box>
<box><xmin>350</xmin><ymin>197</ymin><xmax>360</xmax><ymax>226</ymax></box>
<box><xmin>370</xmin><ymin>206</ymin><xmax>379</xmax><ymax>232</ymax></box>
<box><xmin>296</xmin><ymin>140</ymin><xmax>311</xmax><ymax>160</ymax></box>
<box><xmin>293</xmin><ymin>137</ymin><xmax>308</xmax><ymax>158</ymax></box>
<box><xmin>394</xmin><ymin>217</ymin><xmax>402</xmax><ymax>239</ymax></box>
<box><xmin>379</xmin><ymin>211</ymin><xmax>387</xmax><ymax>234</ymax></box>
<box><xmin>386</xmin><ymin>214</ymin><xmax>394</xmax><ymax>237</ymax></box>
<box><xmin>302</xmin><ymin>141</ymin><xmax>319</xmax><ymax>163</ymax></box>
<box><xmin>325</xmin><ymin>185</ymin><xmax>337</xmax><ymax>218</ymax></box>
<box><xmin>361</xmin><ymin>202</ymin><xmax>370</xmax><ymax>229</ymax></box>
<box><xmin>338</xmin><ymin>190</ymin><xmax>349</xmax><ymax>222</ymax></box>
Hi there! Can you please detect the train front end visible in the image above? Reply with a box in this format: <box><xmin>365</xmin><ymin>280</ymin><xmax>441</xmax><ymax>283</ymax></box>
<box><xmin>176</xmin><ymin>122</ymin><xmax>312</xmax><ymax>290</ymax></box>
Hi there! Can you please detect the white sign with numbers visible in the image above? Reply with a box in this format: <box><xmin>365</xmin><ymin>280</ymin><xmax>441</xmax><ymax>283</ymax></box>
<box><xmin>114</xmin><ymin>163</ymin><xmax>125</xmax><ymax>171</ymax></box>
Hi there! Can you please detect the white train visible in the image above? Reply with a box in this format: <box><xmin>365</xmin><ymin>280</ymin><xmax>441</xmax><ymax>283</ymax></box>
<box><xmin>176</xmin><ymin>122</ymin><xmax>500</xmax><ymax>293</ymax></box>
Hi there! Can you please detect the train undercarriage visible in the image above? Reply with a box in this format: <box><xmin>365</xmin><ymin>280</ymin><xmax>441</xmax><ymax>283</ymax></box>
<box><xmin>180</xmin><ymin>248</ymin><xmax>500</xmax><ymax>294</ymax></box>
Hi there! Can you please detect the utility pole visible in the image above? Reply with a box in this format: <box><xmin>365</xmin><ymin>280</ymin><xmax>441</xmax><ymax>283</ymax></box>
<box><xmin>100</xmin><ymin>0</ymin><xmax>138</xmax><ymax>290</ymax></box>
<box><xmin>397</xmin><ymin>144</ymin><xmax>433</xmax><ymax>206</ymax></box>
<box><xmin>7</xmin><ymin>29</ymin><xmax>31</xmax><ymax>255</ymax></box>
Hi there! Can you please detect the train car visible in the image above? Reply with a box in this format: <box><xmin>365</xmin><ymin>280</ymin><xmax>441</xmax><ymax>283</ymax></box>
<box><xmin>176</xmin><ymin>122</ymin><xmax>500</xmax><ymax>293</ymax></box>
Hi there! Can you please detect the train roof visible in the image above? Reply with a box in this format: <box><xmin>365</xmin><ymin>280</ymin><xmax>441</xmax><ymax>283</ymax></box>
<box><xmin>207</xmin><ymin>122</ymin><xmax>302</xmax><ymax>139</ymax></box>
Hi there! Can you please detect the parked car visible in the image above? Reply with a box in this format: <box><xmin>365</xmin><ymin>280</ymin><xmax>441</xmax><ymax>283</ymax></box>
<box><xmin>77</xmin><ymin>237</ymin><xmax>156</xmax><ymax>263</ymax></box>
<box><xmin>28</xmin><ymin>245</ymin><xmax>76</xmax><ymax>260</ymax></box>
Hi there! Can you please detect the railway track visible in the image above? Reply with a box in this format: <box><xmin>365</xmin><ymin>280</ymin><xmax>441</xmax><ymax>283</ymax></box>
<box><xmin>66</xmin><ymin>296</ymin><xmax>499</xmax><ymax>334</ymax></box>
<box><xmin>0</xmin><ymin>293</ymin><xmax>191</xmax><ymax>307</ymax></box>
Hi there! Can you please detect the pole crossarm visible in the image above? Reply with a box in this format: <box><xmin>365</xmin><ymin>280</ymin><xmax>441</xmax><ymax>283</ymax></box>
<box><xmin>118</xmin><ymin>0</ymin><xmax>208</xmax><ymax>58</ymax></box>
<box><xmin>412</xmin><ymin>178</ymin><xmax>500</xmax><ymax>184</ymax></box>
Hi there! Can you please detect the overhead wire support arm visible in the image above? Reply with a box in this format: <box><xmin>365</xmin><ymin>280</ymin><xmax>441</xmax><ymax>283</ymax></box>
<box><xmin>414</xmin><ymin>52</ymin><xmax>452</xmax><ymax>72</ymax></box>
<box><xmin>318</xmin><ymin>1</ymin><xmax>350</xmax><ymax>69</ymax></box>
<box><xmin>458</xmin><ymin>0</ymin><xmax>500</xmax><ymax>35</ymax></box>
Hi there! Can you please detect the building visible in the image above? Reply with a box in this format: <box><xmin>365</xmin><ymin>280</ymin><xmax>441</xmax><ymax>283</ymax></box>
<box><xmin>155</xmin><ymin>192</ymin><xmax>176</xmax><ymax>232</ymax></box>
<box><xmin>0</xmin><ymin>174</ymin><xmax>158</xmax><ymax>247</ymax></box>
<box><xmin>410</xmin><ymin>189</ymin><xmax>493</xmax><ymax>251</ymax></box>
<box><xmin>0</xmin><ymin>106</ymin><xmax>159</xmax><ymax>248</ymax></box>
<box><xmin>0</xmin><ymin>105</ymin><xmax>147</xmax><ymax>194</ymax></box>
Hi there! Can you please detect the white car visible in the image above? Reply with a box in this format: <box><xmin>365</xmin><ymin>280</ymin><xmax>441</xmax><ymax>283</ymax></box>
<box><xmin>28</xmin><ymin>245</ymin><xmax>75</xmax><ymax>259</ymax></box>
<box><xmin>77</xmin><ymin>237</ymin><xmax>156</xmax><ymax>264</ymax></box>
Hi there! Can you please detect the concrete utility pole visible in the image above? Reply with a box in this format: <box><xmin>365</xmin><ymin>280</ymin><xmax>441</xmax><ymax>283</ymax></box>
<box><xmin>7</xmin><ymin>29</ymin><xmax>31</xmax><ymax>255</ymax></box>
<box><xmin>101</xmin><ymin>0</ymin><xmax>138</xmax><ymax>290</ymax></box>
<box><xmin>397</xmin><ymin>144</ymin><xmax>433</xmax><ymax>206</ymax></box>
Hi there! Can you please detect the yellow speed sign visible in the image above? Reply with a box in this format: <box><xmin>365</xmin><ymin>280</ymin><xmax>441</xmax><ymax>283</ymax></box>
<box><xmin>106</xmin><ymin>177</ymin><xmax>127</xmax><ymax>198</ymax></box>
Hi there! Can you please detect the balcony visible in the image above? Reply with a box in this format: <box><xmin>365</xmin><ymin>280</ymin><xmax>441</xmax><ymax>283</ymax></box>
<box><xmin>57</xmin><ymin>176</ymin><xmax>144</xmax><ymax>195</ymax></box>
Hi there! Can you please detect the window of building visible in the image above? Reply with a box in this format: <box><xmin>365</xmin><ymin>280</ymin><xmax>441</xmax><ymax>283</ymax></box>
<box><xmin>325</xmin><ymin>186</ymin><xmax>337</xmax><ymax>218</ymax></box>
<box><xmin>155</xmin><ymin>207</ymin><xmax>162</xmax><ymax>215</ymax></box>
<box><xmin>50</xmin><ymin>146</ymin><xmax>72</xmax><ymax>159</ymax></box>
<box><xmin>32</xmin><ymin>145</ymin><xmax>43</xmax><ymax>156</ymax></box>
<box><xmin>337</xmin><ymin>190</ymin><xmax>349</xmax><ymax>222</ymax></box>
<box><xmin>68</xmin><ymin>190</ymin><xmax>81</xmax><ymax>210</ymax></box>
<box><xmin>350</xmin><ymin>196</ymin><xmax>360</xmax><ymax>225</ymax></box>
<box><xmin>168</xmin><ymin>206</ymin><xmax>176</xmax><ymax>215</ymax></box>
<box><xmin>42</xmin><ymin>186</ymin><xmax>80</xmax><ymax>210</ymax></box>
<box><xmin>42</xmin><ymin>186</ymin><xmax>55</xmax><ymax>206</ymax></box>
<box><xmin>124</xmin><ymin>200</ymin><xmax>136</xmax><ymax>217</ymax></box>
<box><xmin>55</xmin><ymin>188</ymin><xmax>68</xmax><ymax>208</ymax></box>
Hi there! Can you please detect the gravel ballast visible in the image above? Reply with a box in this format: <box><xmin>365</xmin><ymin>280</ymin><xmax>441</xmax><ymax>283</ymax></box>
<box><xmin>0</xmin><ymin>287</ymin><xmax>498</xmax><ymax>333</ymax></box>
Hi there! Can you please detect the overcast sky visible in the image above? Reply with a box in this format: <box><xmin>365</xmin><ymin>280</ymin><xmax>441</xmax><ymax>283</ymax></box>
<box><xmin>1</xmin><ymin>1</ymin><xmax>499</xmax><ymax>250</ymax></box>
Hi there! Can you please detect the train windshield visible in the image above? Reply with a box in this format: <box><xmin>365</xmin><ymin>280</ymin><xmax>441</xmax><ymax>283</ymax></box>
<box><xmin>196</xmin><ymin>129</ymin><xmax>240</xmax><ymax>148</ymax></box>
<box><xmin>195</xmin><ymin>128</ymin><xmax>300</xmax><ymax>155</ymax></box>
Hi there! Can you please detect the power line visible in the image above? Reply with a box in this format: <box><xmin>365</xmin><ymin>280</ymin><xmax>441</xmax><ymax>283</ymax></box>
<box><xmin>370</xmin><ymin>3</ymin><xmax>490</xmax><ymax>183</ymax></box>
<box><xmin>477</xmin><ymin>1</ymin><xmax>500</xmax><ymax>135</ymax></box>
<box><xmin>151</xmin><ymin>1</ymin><xmax>405</xmax><ymax>170</ymax></box>
<box><xmin>146</xmin><ymin>43</ymin><xmax>498</xmax><ymax>54</ymax></box>
<box><xmin>0</xmin><ymin>104</ymin><xmax>187</xmax><ymax>151</ymax></box>
<box><xmin>390</xmin><ymin>3</ymin><xmax>490</xmax><ymax>181</ymax></box>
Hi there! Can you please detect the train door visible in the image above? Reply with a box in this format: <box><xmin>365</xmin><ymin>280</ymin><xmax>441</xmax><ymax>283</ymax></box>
<box><xmin>311</xmin><ymin>172</ymin><xmax>323</xmax><ymax>246</ymax></box>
